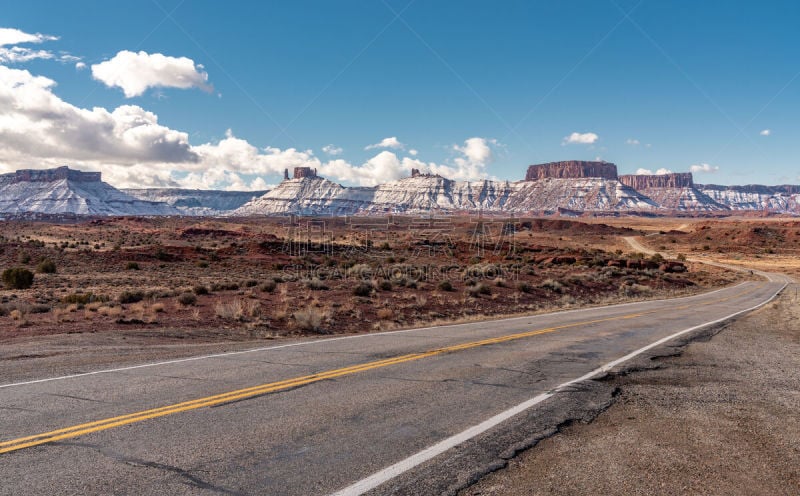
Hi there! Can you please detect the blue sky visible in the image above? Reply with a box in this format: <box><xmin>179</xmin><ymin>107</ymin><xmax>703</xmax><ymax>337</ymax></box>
<box><xmin>1</xmin><ymin>1</ymin><xmax>798</xmax><ymax>189</ymax></box>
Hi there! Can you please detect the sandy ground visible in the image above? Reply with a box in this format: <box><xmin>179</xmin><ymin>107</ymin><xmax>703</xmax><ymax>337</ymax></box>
<box><xmin>463</xmin><ymin>284</ymin><xmax>800</xmax><ymax>496</ymax></box>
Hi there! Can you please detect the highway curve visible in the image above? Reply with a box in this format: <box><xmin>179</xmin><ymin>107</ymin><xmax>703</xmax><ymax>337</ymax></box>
<box><xmin>0</xmin><ymin>274</ymin><xmax>788</xmax><ymax>495</ymax></box>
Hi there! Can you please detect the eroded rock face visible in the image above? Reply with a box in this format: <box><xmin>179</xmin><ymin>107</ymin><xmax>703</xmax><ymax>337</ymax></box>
<box><xmin>525</xmin><ymin>161</ymin><xmax>618</xmax><ymax>181</ymax></box>
<box><xmin>618</xmin><ymin>173</ymin><xmax>694</xmax><ymax>189</ymax></box>
<box><xmin>0</xmin><ymin>166</ymin><xmax>101</xmax><ymax>186</ymax></box>
<box><xmin>293</xmin><ymin>167</ymin><xmax>317</xmax><ymax>179</ymax></box>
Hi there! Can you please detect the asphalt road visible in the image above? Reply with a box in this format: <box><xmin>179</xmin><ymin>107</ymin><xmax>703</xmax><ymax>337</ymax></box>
<box><xmin>0</xmin><ymin>276</ymin><xmax>788</xmax><ymax>495</ymax></box>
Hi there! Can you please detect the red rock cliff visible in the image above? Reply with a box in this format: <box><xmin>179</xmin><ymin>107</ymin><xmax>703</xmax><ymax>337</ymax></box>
<box><xmin>618</xmin><ymin>173</ymin><xmax>694</xmax><ymax>189</ymax></box>
<box><xmin>2</xmin><ymin>166</ymin><xmax>101</xmax><ymax>184</ymax></box>
<box><xmin>525</xmin><ymin>161</ymin><xmax>618</xmax><ymax>181</ymax></box>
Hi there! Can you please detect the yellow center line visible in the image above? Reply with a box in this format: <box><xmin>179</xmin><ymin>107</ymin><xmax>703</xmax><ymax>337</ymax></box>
<box><xmin>0</xmin><ymin>284</ymin><xmax>763</xmax><ymax>455</ymax></box>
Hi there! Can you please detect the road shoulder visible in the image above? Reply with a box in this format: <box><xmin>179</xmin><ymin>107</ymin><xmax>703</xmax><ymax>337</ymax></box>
<box><xmin>460</xmin><ymin>284</ymin><xmax>800</xmax><ymax>496</ymax></box>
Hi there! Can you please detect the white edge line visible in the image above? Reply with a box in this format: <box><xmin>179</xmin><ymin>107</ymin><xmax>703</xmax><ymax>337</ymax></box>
<box><xmin>0</xmin><ymin>281</ymin><xmax>753</xmax><ymax>390</ymax></box>
<box><xmin>329</xmin><ymin>281</ymin><xmax>787</xmax><ymax>496</ymax></box>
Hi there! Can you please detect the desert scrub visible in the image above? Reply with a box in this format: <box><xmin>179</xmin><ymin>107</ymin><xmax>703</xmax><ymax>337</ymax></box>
<box><xmin>215</xmin><ymin>298</ymin><xmax>261</xmax><ymax>321</ymax></box>
<box><xmin>303</xmin><ymin>278</ymin><xmax>329</xmax><ymax>290</ymax></box>
<box><xmin>193</xmin><ymin>285</ymin><xmax>209</xmax><ymax>295</ymax></box>
<box><xmin>259</xmin><ymin>281</ymin><xmax>277</xmax><ymax>293</ymax></box>
<box><xmin>540</xmin><ymin>278</ymin><xmax>564</xmax><ymax>293</ymax></box>
<box><xmin>118</xmin><ymin>290</ymin><xmax>145</xmax><ymax>304</ymax></box>
<box><xmin>353</xmin><ymin>282</ymin><xmax>374</xmax><ymax>297</ymax></box>
<box><xmin>467</xmin><ymin>282</ymin><xmax>491</xmax><ymax>297</ymax></box>
<box><xmin>516</xmin><ymin>281</ymin><xmax>532</xmax><ymax>293</ymax></box>
<box><xmin>437</xmin><ymin>280</ymin><xmax>455</xmax><ymax>292</ymax></box>
<box><xmin>177</xmin><ymin>292</ymin><xmax>197</xmax><ymax>306</ymax></box>
<box><xmin>125</xmin><ymin>262</ymin><xmax>140</xmax><ymax>270</ymax></box>
<box><xmin>293</xmin><ymin>306</ymin><xmax>327</xmax><ymax>332</ymax></box>
<box><xmin>2</xmin><ymin>268</ymin><xmax>34</xmax><ymax>289</ymax></box>
<box><xmin>36</xmin><ymin>259</ymin><xmax>56</xmax><ymax>274</ymax></box>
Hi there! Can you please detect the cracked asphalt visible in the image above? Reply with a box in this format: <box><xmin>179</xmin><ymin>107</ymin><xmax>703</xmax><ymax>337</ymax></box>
<box><xmin>0</xmin><ymin>279</ymin><xmax>786</xmax><ymax>495</ymax></box>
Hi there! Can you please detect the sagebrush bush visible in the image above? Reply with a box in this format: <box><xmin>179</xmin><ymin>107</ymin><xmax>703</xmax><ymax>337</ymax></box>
<box><xmin>467</xmin><ymin>282</ymin><xmax>491</xmax><ymax>297</ymax></box>
<box><xmin>353</xmin><ymin>282</ymin><xmax>373</xmax><ymax>297</ymax></box>
<box><xmin>37</xmin><ymin>259</ymin><xmax>56</xmax><ymax>274</ymax></box>
<box><xmin>2</xmin><ymin>268</ymin><xmax>34</xmax><ymax>289</ymax></box>
<box><xmin>125</xmin><ymin>261</ymin><xmax>140</xmax><ymax>270</ymax></box>
<box><xmin>177</xmin><ymin>292</ymin><xmax>197</xmax><ymax>306</ymax></box>
<box><xmin>304</xmin><ymin>278</ymin><xmax>329</xmax><ymax>290</ymax></box>
<box><xmin>193</xmin><ymin>285</ymin><xmax>209</xmax><ymax>295</ymax></box>
<box><xmin>259</xmin><ymin>281</ymin><xmax>277</xmax><ymax>293</ymax></box>
<box><xmin>118</xmin><ymin>290</ymin><xmax>144</xmax><ymax>304</ymax></box>
<box><xmin>438</xmin><ymin>280</ymin><xmax>454</xmax><ymax>292</ymax></box>
<box><xmin>293</xmin><ymin>306</ymin><xmax>326</xmax><ymax>332</ymax></box>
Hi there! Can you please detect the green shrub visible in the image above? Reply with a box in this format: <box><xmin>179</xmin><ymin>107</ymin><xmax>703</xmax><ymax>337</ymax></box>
<box><xmin>193</xmin><ymin>285</ymin><xmax>209</xmax><ymax>295</ymax></box>
<box><xmin>378</xmin><ymin>281</ymin><xmax>392</xmax><ymax>291</ymax></box>
<box><xmin>259</xmin><ymin>281</ymin><xmax>277</xmax><ymax>293</ymax></box>
<box><xmin>2</xmin><ymin>268</ymin><xmax>34</xmax><ymax>289</ymax></box>
<box><xmin>125</xmin><ymin>261</ymin><xmax>140</xmax><ymax>270</ymax></box>
<box><xmin>37</xmin><ymin>259</ymin><xmax>57</xmax><ymax>274</ymax></box>
<box><xmin>18</xmin><ymin>252</ymin><xmax>31</xmax><ymax>264</ymax></box>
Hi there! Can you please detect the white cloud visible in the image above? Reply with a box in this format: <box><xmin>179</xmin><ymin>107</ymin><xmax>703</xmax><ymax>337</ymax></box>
<box><xmin>0</xmin><ymin>27</ymin><xmax>74</xmax><ymax>64</ymax></box>
<box><xmin>760</xmin><ymin>129</ymin><xmax>771</xmax><ymax>136</ymax></box>
<box><xmin>635</xmin><ymin>168</ymin><xmax>673</xmax><ymax>175</ymax></box>
<box><xmin>365</xmin><ymin>136</ymin><xmax>404</xmax><ymax>150</ymax></box>
<box><xmin>0</xmin><ymin>28</ymin><xmax>58</xmax><ymax>47</ymax></box>
<box><xmin>689</xmin><ymin>163</ymin><xmax>719</xmax><ymax>174</ymax></box>
<box><xmin>0</xmin><ymin>64</ymin><xmax>503</xmax><ymax>190</ymax></box>
<box><xmin>91</xmin><ymin>50</ymin><xmax>212</xmax><ymax>98</ymax></box>
<box><xmin>75</xmin><ymin>62</ymin><xmax>86</xmax><ymax>70</ymax></box>
<box><xmin>626</xmin><ymin>138</ymin><xmax>640</xmax><ymax>146</ymax></box>
<box><xmin>408</xmin><ymin>149</ymin><xmax>418</xmax><ymax>156</ymax></box>
<box><xmin>322</xmin><ymin>144</ymin><xmax>343</xmax><ymax>156</ymax></box>
<box><xmin>562</xmin><ymin>132</ymin><xmax>599</xmax><ymax>145</ymax></box>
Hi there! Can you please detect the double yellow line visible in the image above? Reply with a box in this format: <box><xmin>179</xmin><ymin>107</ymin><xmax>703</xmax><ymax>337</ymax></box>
<box><xmin>0</xmin><ymin>284</ymin><xmax>760</xmax><ymax>455</ymax></box>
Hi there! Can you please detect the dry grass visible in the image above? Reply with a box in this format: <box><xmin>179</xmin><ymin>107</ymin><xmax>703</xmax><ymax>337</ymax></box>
<box><xmin>215</xmin><ymin>298</ymin><xmax>261</xmax><ymax>322</ymax></box>
<box><xmin>293</xmin><ymin>306</ymin><xmax>328</xmax><ymax>332</ymax></box>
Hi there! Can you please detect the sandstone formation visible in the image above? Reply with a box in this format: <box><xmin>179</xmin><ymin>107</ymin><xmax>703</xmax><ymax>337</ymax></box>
<box><xmin>0</xmin><ymin>166</ymin><xmax>101</xmax><ymax>185</ymax></box>
<box><xmin>293</xmin><ymin>167</ymin><xmax>317</xmax><ymax>179</ymax></box>
<box><xmin>525</xmin><ymin>161</ymin><xmax>618</xmax><ymax>181</ymax></box>
<box><xmin>618</xmin><ymin>173</ymin><xmax>694</xmax><ymax>190</ymax></box>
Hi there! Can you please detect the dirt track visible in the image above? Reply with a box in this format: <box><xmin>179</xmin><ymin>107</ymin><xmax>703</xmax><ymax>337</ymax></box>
<box><xmin>463</xmin><ymin>284</ymin><xmax>800</xmax><ymax>495</ymax></box>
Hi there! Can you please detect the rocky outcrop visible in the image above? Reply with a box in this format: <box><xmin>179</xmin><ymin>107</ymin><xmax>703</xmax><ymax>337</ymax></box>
<box><xmin>619</xmin><ymin>173</ymin><xmax>694</xmax><ymax>189</ymax></box>
<box><xmin>0</xmin><ymin>166</ymin><xmax>177</xmax><ymax>216</ymax></box>
<box><xmin>0</xmin><ymin>166</ymin><xmax>101</xmax><ymax>186</ymax></box>
<box><xmin>293</xmin><ymin>167</ymin><xmax>317</xmax><ymax>179</ymax></box>
<box><xmin>525</xmin><ymin>161</ymin><xmax>618</xmax><ymax>181</ymax></box>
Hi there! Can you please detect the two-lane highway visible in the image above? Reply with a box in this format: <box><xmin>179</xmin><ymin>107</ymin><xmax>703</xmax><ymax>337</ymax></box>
<box><xmin>0</xmin><ymin>277</ymin><xmax>787</xmax><ymax>495</ymax></box>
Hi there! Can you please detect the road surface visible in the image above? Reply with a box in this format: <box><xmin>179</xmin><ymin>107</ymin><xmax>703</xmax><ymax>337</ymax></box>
<box><xmin>0</xmin><ymin>275</ymin><xmax>788</xmax><ymax>495</ymax></box>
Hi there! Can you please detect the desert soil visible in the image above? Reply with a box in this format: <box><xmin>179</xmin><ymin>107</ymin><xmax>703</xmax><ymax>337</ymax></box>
<box><xmin>462</xmin><ymin>284</ymin><xmax>800</xmax><ymax>496</ymax></box>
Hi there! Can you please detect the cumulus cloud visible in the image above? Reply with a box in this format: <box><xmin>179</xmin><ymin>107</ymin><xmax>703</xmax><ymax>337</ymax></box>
<box><xmin>760</xmin><ymin>129</ymin><xmax>771</xmax><ymax>136</ymax></box>
<box><xmin>75</xmin><ymin>61</ymin><xmax>86</xmax><ymax>70</ymax></box>
<box><xmin>322</xmin><ymin>144</ymin><xmax>343</xmax><ymax>156</ymax></box>
<box><xmin>0</xmin><ymin>64</ymin><xmax>503</xmax><ymax>190</ymax></box>
<box><xmin>91</xmin><ymin>50</ymin><xmax>212</xmax><ymax>98</ymax></box>
<box><xmin>635</xmin><ymin>168</ymin><xmax>673</xmax><ymax>175</ymax></box>
<box><xmin>626</xmin><ymin>138</ymin><xmax>640</xmax><ymax>145</ymax></box>
<box><xmin>408</xmin><ymin>149</ymin><xmax>418</xmax><ymax>156</ymax></box>
<box><xmin>562</xmin><ymin>132</ymin><xmax>599</xmax><ymax>145</ymax></box>
<box><xmin>689</xmin><ymin>163</ymin><xmax>719</xmax><ymax>174</ymax></box>
<box><xmin>364</xmin><ymin>136</ymin><xmax>404</xmax><ymax>150</ymax></box>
